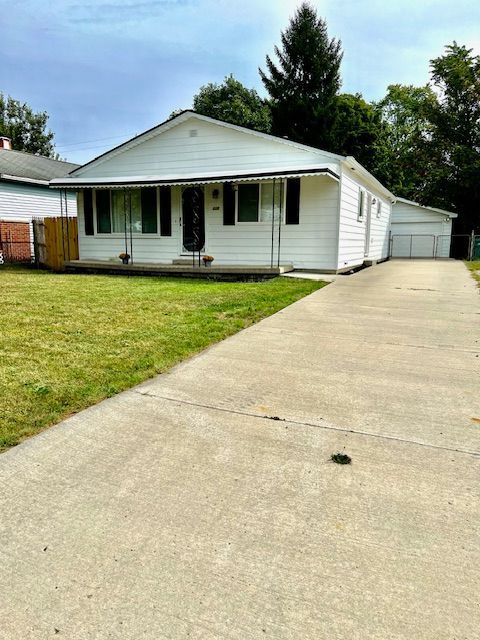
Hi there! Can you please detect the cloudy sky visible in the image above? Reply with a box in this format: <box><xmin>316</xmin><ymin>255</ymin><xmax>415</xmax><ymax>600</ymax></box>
<box><xmin>1</xmin><ymin>0</ymin><xmax>478</xmax><ymax>163</ymax></box>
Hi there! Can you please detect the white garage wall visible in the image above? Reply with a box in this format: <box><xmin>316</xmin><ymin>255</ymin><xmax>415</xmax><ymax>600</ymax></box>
<box><xmin>392</xmin><ymin>201</ymin><xmax>453</xmax><ymax>257</ymax></box>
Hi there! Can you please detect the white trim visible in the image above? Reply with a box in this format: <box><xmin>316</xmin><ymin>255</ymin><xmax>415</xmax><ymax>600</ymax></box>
<box><xmin>394</xmin><ymin>196</ymin><xmax>458</xmax><ymax>218</ymax></box>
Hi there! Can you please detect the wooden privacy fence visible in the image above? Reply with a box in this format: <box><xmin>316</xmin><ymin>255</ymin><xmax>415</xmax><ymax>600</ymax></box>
<box><xmin>33</xmin><ymin>217</ymin><xmax>78</xmax><ymax>271</ymax></box>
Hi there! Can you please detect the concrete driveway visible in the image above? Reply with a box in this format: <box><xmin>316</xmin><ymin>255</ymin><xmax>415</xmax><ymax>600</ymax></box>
<box><xmin>1</xmin><ymin>260</ymin><xmax>479</xmax><ymax>639</ymax></box>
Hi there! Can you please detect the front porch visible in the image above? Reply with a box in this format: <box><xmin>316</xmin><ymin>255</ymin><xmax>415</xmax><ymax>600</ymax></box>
<box><xmin>64</xmin><ymin>259</ymin><xmax>294</xmax><ymax>281</ymax></box>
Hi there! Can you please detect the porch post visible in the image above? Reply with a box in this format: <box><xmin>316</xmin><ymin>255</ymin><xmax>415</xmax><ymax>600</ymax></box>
<box><xmin>277</xmin><ymin>179</ymin><xmax>283</xmax><ymax>268</ymax></box>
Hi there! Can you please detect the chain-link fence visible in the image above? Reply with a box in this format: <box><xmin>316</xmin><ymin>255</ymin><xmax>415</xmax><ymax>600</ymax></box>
<box><xmin>390</xmin><ymin>234</ymin><xmax>479</xmax><ymax>260</ymax></box>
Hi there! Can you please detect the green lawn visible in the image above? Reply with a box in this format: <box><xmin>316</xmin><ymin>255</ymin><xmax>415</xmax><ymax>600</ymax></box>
<box><xmin>0</xmin><ymin>268</ymin><xmax>325</xmax><ymax>451</ymax></box>
<box><xmin>466</xmin><ymin>260</ymin><xmax>480</xmax><ymax>285</ymax></box>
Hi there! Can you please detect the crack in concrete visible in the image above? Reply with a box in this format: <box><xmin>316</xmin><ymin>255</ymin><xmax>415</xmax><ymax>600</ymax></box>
<box><xmin>134</xmin><ymin>389</ymin><xmax>480</xmax><ymax>458</ymax></box>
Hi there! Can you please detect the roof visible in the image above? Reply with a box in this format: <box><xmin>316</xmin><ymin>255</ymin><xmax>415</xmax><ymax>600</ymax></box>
<box><xmin>52</xmin><ymin>111</ymin><xmax>394</xmax><ymax>200</ymax></box>
<box><xmin>0</xmin><ymin>149</ymin><xmax>79</xmax><ymax>185</ymax></box>
<box><xmin>394</xmin><ymin>196</ymin><xmax>457</xmax><ymax>218</ymax></box>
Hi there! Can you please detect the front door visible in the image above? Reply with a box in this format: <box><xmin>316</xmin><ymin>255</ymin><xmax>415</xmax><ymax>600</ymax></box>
<box><xmin>182</xmin><ymin>186</ymin><xmax>205</xmax><ymax>253</ymax></box>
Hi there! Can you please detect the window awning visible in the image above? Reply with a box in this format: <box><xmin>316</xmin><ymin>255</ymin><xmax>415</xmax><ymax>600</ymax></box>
<box><xmin>49</xmin><ymin>166</ymin><xmax>339</xmax><ymax>189</ymax></box>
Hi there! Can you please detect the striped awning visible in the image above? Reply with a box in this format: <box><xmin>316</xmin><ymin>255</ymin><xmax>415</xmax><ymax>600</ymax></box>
<box><xmin>49</xmin><ymin>166</ymin><xmax>339</xmax><ymax>189</ymax></box>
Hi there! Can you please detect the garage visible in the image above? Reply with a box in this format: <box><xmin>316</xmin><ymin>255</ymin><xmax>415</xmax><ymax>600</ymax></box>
<box><xmin>391</xmin><ymin>197</ymin><xmax>457</xmax><ymax>258</ymax></box>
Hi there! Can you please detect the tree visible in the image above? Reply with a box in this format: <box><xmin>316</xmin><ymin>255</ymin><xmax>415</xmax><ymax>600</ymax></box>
<box><xmin>0</xmin><ymin>93</ymin><xmax>56</xmax><ymax>157</ymax></box>
<box><xmin>259</xmin><ymin>2</ymin><xmax>342</xmax><ymax>149</ymax></box>
<box><xmin>329</xmin><ymin>93</ymin><xmax>383</xmax><ymax>171</ymax></box>
<box><xmin>425</xmin><ymin>43</ymin><xmax>480</xmax><ymax>233</ymax></box>
<box><xmin>190</xmin><ymin>75</ymin><xmax>271</xmax><ymax>133</ymax></box>
<box><xmin>373</xmin><ymin>84</ymin><xmax>439</xmax><ymax>198</ymax></box>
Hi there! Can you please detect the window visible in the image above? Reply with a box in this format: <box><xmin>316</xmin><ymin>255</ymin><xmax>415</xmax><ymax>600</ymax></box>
<box><xmin>238</xmin><ymin>184</ymin><xmax>259</xmax><ymax>222</ymax></box>
<box><xmin>94</xmin><ymin>188</ymin><xmax>162</xmax><ymax>234</ymax></box>
<box><xmin>237</xmin><ymin>182</ymin><xmax>284</xmax><ymax>223</ymax></box>
<box><xmin>357</xmin><ymin>189</ymin><xmax>365</xmax><ymax>221</ymax></box>
<box><xmin>112</xmin><ymin>189</ymin><xmax>142</xmax><ymax>233</ymax></box>
<box><xmin>260</xmin><ymin>182</ymin><xmax>282</xmax><ymax>223</ymax></box>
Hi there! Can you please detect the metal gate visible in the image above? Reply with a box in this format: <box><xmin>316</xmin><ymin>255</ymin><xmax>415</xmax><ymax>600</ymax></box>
<box><xmin>390</xmin><ymin>234</ymin><xmax>477</xmax><ymax>259</ymax></box>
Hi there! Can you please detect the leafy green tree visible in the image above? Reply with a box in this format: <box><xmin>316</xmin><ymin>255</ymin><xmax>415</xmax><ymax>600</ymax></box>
<box><xmin>259</xmin><ymin>2</ymin><xmax>342</xmax><ymax>148</ymax></box>
<box><xmin>190</xmin><ymin>75</ymin><xmax>271</xmax><ymax>133</ymax></box>
<box><xmin>373</xmin><ymin>84</ymin><xmax>439</xmax><ymax>197</ymax></box>
<box><xmin>425</xmin><ymin>43</ymin><xmax>480</xmax><ymax>232</ymax></box>
<box><xmin>0</xmin><ymin>93</ymin><xmax>56</xmax><ymax>157</ymax></box>
<box><xmin>329</xmin><ymin>93</ymin><xmax>383</xmax><ymax>171</ymax></box>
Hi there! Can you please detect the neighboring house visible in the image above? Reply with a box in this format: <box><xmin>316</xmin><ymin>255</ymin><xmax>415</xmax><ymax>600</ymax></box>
<box><xmin>0</xmin><ymin>137</ymin><xmax>78</xmax><ymax>261</ymax></box>
<box><xmin>50</xmin><ymin>111</ymin><xmax>395</xmax><ymax>272</ymax></box>
<box><xmin>391</xmin><ymin>197</ymin><xmax>458</xmax><ymax>258</ymax></box>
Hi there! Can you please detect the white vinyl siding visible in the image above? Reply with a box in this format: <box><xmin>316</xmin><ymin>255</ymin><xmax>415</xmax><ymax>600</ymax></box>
<box><xmin>391</xmin><ymin>201</ymin><xmax>453</xmax><ymax>258</ymax></box>
<box><xmin>0</xmin><ymin>181</ymin><xmax>77</xmax><ymax>222</ymax></box>
<box><xmin>77</xmin><ymin>176</ymin><xmax>340</xmax><ymax>270</ymax></box>
<box><xmin>337</xmin><ymin>167</ymin><xmax>392</xmax><ymax>270</ymax></box>
<box><xmin>74</xmin><ymin>118</ymin><xmax>337</xmax><ymax>180</ymax></box>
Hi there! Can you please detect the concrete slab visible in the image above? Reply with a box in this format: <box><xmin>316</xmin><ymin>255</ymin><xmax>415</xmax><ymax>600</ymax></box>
<box><xmin>1</xmin><ymin>259</ymin><xmax>479</xmax><ymax>639</ymax></box>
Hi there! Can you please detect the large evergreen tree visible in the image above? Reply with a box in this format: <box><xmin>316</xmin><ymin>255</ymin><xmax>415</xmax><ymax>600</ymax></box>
<box><xmin>259</xmin><ymin>2</ymin><xmax>342</xmax><ymax>148</ymax></box>
<box><xmin>0</xmin><ymin>93</ymin><xmax>56</xmax><ymax>157</ymax></box>
<box><xmin>189</xmin><ymin>75</ymin><xmax>271</xmax><ymax>133</ymax></box>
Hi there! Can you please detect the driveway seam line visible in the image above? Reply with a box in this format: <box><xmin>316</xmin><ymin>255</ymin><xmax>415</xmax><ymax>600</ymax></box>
<box><xmin>134</xmin><ymin>390</ymin><xmax>480</xmax><ymax>458</ymax></box>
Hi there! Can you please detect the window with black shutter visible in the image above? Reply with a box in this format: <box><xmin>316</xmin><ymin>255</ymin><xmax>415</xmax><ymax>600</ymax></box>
<box><xmin>285</xmin><ymin>178</ymin><xmax>300</xmax><ymax>225</ymax></box>
<box><xmin>83</xmin><ymin>190</ymin><xmax>94</xmax><ymax>235</ymax></box>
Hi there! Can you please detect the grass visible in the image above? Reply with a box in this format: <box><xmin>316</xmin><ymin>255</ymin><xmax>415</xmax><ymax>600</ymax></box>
<box><xmin>0</xmin><ymin>267</ymin><xmax>326</xmax><ymax>451</ymax></box>
<box><xmin>465</xmin><ymin>260</ymin><xmax>480</xmax><ymax>285</ymax></box>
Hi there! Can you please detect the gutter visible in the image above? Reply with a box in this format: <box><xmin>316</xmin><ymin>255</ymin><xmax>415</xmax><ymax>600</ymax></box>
<box><xmin>0</xmin><ymin>173</ymin><xmax>51</xmax><ymax>187</ymax></box>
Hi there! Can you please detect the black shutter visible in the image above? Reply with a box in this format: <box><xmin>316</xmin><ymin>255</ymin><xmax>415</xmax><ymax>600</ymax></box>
<box><xmin>159</xmin><ymin>186</ymin><xmax>172</xmax><ymax>236</ymax></box>
<box><xmin>83</xmin><ymin>190</ymin><xmax>94</xmax><ymax>235</ymax></box>
<box><xmin>141</xmin><ymin>187</ymin><xmax>158</xmax><ymax>233</ymax></box>
<box><xmin>285</xmin><ymin>178</ymin><xmax>300</xmax><ymax>224</ymax></box>
<box><xmin>223</xmin><ymin>182</ymin><xmax>235</xmax><ymax>225</ymax></box>
<box><xmin>96</xmin><ymin>189</ymin><xmax>111</xmax><ymax>233</ymax></box>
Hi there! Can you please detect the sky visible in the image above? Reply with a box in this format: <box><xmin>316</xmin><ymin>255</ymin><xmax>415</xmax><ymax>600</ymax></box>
<box><xmin>1</xmin><ymin>0</ymin><xmax>479</xmax><ymax>164</ymax></box>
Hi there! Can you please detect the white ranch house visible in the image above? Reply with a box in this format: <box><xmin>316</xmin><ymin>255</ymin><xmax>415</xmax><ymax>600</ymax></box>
<box><xmin>51</xmin><ymin>111</ymin><xmax>395</xmax><ymax>273</ymax></box>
